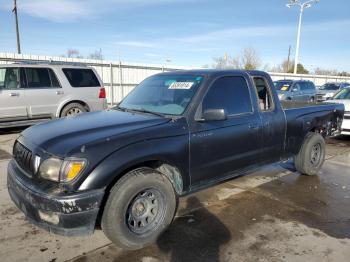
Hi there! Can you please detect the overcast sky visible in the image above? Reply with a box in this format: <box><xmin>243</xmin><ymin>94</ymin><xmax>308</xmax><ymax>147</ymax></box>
<box><xmin>0</xmin><ymin>0</ymin><xmax>349</xmax><ymax>71</ymax></box>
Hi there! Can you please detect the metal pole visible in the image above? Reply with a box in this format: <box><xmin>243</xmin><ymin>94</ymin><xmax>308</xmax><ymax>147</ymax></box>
<box><xmin>119</xmin><ymin>61</ymin><xmax>124</xmax><ymax>100</ymax></box>
<box><xmin>294</xmin><ymin>6</ymin><xmax>303</xmax><ymax>74</ymax></box>
<box><xmin>13</xmin><ymin>0</ymin><xmax>21</xmax><ymax>54</ymax></box>
<box><xmin>109</xmin><ymin>63</ymin><xmax>114</xmax><ymax>105</ymax></box>
<box><xmin>287</xmin><ymin>45</ymin><xmax>291</xmax><ymax>72</ymax></box>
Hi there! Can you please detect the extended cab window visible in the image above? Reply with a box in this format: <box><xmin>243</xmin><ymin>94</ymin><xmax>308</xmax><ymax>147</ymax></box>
<box><xmin>63</xmin><ymin>68</ymin><xmax>100</xmax><ymax>87</ymax></box>
<box><xmin>203</xmin><ymin>76</ymin><xmax>252</xmax><ymax>115</ymax></box>
<box><xmin>253</xmin><ymin>77</ymin><xmax>274</xmax><ymax>111</ymax></box>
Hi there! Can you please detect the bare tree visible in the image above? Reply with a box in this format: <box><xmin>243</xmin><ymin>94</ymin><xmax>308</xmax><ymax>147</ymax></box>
<box><xmin>281</xmin><ymin>59</ymin><xmax>294</xmax><ymax>73</ymax></box>
<box><xmin>314</xmin><ymin>67</ymin><xmax>338</xmax><ymax>76</ymax></box>
<box><xmin>87</xmin><ymin>49</ymin><xmax>103</xmax><ymax>60</ymax></box>
<box><xmin>66</xmin><ymin>49</ymin><xmax>83</xmax><ymax>58</ymax></box>
<box><xmin>212</xmin><ymin>47</ymin><xmax>261</xmax><ymax>70</ymax></box>
<box><xmin>241</xmin><ymin>47</ymin><xmax>261</xmax><ymax>70</ymax></box>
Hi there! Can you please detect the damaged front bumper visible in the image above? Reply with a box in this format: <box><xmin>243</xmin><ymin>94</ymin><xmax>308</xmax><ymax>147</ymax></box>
<box><xmin>7</xmin><ymin>159</ymin><xmax>105</xmax><ymax>236</ymax></box>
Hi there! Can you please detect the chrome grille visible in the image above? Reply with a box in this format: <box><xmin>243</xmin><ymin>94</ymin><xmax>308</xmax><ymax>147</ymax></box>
<box><xmin>13</xmin><ymin>141</ymin><xmax>35</xmax><ymax>175</ymax></box>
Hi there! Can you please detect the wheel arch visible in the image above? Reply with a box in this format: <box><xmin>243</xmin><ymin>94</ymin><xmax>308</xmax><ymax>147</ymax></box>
<box><xmin>106</xmin><ymin>160</ymin><xmax>184</xmax><ymax>196</ymax></box>
<box><xmin>94</xmin><ymin>159</ymin><xmax>184</xmax><ymax>228</ymax></box>
<box><xmin>57</xmin><ymin>100</ymin><xmax>91</xmax><ymax>117</ymax></box>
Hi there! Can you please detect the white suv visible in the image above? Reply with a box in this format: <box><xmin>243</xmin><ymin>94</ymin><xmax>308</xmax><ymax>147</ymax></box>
<box><xmin>0</xmin><ymin>63</ymin><xmax>107</xmax><ymax>128</ymax></box>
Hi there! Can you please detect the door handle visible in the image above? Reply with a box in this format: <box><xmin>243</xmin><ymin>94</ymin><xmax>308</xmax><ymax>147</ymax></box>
<box><xmin>9</xmin><ymin>92</ymin><xmax>19</xmax><ymax>97</ymax></box>
<box><xmin>56</xmin><ymin>91</ymin><xmax>64</xmax><ymax>95</ymax></box>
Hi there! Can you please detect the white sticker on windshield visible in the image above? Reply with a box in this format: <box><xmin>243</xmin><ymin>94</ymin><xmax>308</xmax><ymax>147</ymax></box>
<box><xmin>168</xmin><ymin>82</ymin><xmax>194</xmax><ymax>90</ymax></box>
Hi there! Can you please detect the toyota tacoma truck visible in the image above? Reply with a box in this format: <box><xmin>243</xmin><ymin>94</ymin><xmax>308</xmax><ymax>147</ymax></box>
<box><xmin>7</xmin><ymin>70</ymin><xmax>344</xmax><ymax>250</ymax></box>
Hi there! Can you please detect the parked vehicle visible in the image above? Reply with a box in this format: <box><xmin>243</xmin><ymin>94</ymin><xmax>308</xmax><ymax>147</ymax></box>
<box><xmin>327</xmin><ymin>87</ymin><xmax>350</xmax><ymax>135</ymax></box>
<box><xmin>0</xmin><ymin>62</ymin><xmax>107</xmax><ymax>128</ymax></box>
<box><xmin>7</xmin><ymin>70</ymin><xmax>344</xmax><ymax>250</ymax></box>
<box><xmin>316</xmin><ymin>82</ymin><xmax>350</xmax><ymax>102</ymax></box>
<box><xmin>274</xmin><ymin>79</ymin><xmax>316</xmax><ymax>102</ymax></box>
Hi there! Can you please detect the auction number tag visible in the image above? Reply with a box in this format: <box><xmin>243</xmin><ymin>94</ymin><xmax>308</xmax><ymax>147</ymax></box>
<box><xmin>169</xmin><ymin>82</ymin><xmax>194</xmax><ymax>90</ymax></box>
<box><xmin>281</xmin><ymin>85</ymin><xmax>289</xmax><ymax>91</ymax></box>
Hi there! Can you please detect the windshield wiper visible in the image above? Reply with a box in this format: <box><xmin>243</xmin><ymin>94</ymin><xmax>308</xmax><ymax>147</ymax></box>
<box><xmin>113</xmin><ymin>105</ymin><xmax>165</xmax><ymax>117</ymax></box>
<box><xmin>113</xmin><ymin>105</ymin><xmax>128</xmax><ymax>112</ymax></box>
<box><xmin>129</xmin><ymin>108</ymin><xmax>165</xmax><ymax>117</ymax></box>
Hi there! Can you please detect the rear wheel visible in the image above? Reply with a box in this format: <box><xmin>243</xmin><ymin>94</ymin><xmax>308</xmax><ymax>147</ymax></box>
<box><xmin>294</xmin><ymin>133</ymin><xmax>325</xmax><ymax>176</ymax></box>
<box><xmin>60</xmin><ymin>103</ymin><xmax>87</xmax><ymax>117</ymax></box>
<box><xmin>101</xmin><ymin>167</ymin><xmax>177</xmax><ymax>250</ymax></box>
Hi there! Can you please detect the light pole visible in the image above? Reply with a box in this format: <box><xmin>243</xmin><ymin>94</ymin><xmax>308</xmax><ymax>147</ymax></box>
<box><xmin>12</xmin><ymin>0</ymin><xmax>21</xmax><ymax>54</ymax></box>
<box><xmin>286</xmin><ymin>0</ymin><xmax>319</xmax><ymax>74</ymax></box>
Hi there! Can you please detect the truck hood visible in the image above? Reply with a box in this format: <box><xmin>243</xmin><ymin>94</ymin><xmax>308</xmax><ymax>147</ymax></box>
<box><xmin>317</xmin><ymin>90</ymin><xmax>337</xmax><ymax>96</ymax></box>
<box><xmin>21</xmin><ymin>109</ymin><xmax>170</xmax><ymax>157</ymax></box>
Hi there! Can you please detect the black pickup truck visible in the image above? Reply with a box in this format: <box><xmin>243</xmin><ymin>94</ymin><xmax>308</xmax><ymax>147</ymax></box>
<box><xmin>7</xmin><ymin>70</ymin><xmax>344</xmax><ymax>250</ymax></box>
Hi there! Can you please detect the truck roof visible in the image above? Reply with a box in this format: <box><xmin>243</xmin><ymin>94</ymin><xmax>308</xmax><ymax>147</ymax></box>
<box><xmin>158</xmin><ymin>69</ymin><xmax>269</xmax><ymax>78</ymax></box>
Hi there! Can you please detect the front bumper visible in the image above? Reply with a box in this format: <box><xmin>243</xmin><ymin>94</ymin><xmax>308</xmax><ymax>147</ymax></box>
<box><xmin>7</xmin><ymin>160</ymin><xmax>105</xmax><ymax>236</ymax></box>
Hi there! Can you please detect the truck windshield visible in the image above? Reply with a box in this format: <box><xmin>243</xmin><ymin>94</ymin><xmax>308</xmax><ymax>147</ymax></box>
<box><xmin>274</xmin><ymin>81</ymin><xmax>292</xmax><ymax>91</ymax></box>
<box><xmin>119</xmin><ymin>74</ymin><xmax>204</xmax><ymax>116</ymax></box>
<box><xmin>319</xmin><ymin>83</ymin><xmax>340</xmax><ymax>90</ymax></box>
<box><xmin>333</xmin><ymin>88</ymin><xmax>350</xmax><ymax>100</ymax></box>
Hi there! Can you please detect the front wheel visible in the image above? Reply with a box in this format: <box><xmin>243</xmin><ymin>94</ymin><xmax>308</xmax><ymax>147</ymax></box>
<box><xmin>101</xmin><ymin>167</ymin><xmax>177</xmax><ymax>250</ymax></box>
<box><xmin>294</xmin><ymin>133</ymin><xmax>326</xmax><ymax>176</ymax></box>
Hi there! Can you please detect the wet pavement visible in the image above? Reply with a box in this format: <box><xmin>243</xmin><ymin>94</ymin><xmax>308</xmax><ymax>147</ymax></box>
<box><xmin>0</xmin><ymin>128</ymin><xmax>349</xmax><ymax>262</ymax></box>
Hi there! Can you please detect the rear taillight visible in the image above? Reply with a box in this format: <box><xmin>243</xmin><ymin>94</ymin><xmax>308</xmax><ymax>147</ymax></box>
<box><xmin>99</xmin><ymin>87</ymin><xmax>106</xmax><ymax>99</ymax></box>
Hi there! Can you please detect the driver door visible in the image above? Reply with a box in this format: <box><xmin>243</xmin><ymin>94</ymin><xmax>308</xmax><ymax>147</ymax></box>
<box><xmin>189</xmin><ymin>75</ymin><xmax>262</xmax><ymax>186</ymax></box>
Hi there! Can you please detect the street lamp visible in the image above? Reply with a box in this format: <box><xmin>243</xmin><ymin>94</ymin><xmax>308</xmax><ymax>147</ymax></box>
<box><xmin>286</xmin><ymin>0</ymin><xmax>319</xmax><ymax>74</ymax></box>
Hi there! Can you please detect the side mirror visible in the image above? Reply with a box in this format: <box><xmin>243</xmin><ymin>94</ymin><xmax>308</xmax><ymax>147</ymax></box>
<box><xmin>202</xmin><ymin>109</ymin><xmax>227</xmax><ymax>121</ymax></box>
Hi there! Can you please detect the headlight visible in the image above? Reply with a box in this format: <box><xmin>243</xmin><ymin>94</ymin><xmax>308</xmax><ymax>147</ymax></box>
<box><xmin>38</xmin><ymin>157</ymin><xmax>86</xmax><ymax>183</ymax></box>
<box><xmin>38</xmin><ymin>158</ymin><xmax>62</xmax><ymax>182</ymax></box>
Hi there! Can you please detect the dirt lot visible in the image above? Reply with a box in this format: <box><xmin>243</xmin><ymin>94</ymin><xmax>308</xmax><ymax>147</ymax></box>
<box><xmin>0</xmin><ymin>128</ymin><xmax>350</xmax><ymax>262</ymax></box>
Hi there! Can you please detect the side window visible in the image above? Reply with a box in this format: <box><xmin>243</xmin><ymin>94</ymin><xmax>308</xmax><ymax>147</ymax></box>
<box><xmin>202</xmin><ymin>76</ymin><xmax>252</xmax><ymax>115</ymax></box>
<box><xmin>48</xmin><ymin>69</ymin><xmax>61</xmax><ymax>88</ymax></box>
<box><xmin>300</xmin><ymin>82</ymin><xmax>308</xmax><ymax>91</ymax></box>
<box><xmin>253</xmin><ymin>77</ymin><xmax>274</xmax><ymax>111</ymax></box>
<box><xmin>25</xmin><ymin>68</ymin><xmax>52</xmax><ymax>88</ymax></box>
<box><xmin>0</xmin><ymin>68</ymin><xmax>5</xmax><ymax>87</ymax></box>
<box><xmin>309</xmin><ymin>82</ymin><xmax>315</xmax><ymax>90</ymax></box>
<box><xmin>62</xmin><ymin>68</ymin><xmax>100</xmax><ymax>87</ymax></box>
<box><xmin>0</xmin><ymin>68</ymin><xmax>21</xmax><ymax>89</ymax></box>
<box><xmin>293</xmin><ymin>83</ymin><xmax>300</xmax><ymax>92</ymax></box>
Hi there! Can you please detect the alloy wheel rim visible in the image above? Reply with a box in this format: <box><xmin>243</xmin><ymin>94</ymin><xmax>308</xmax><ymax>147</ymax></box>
<box><xmin>66</xmin><ymin>107</ymin><xmax>82</xmax><ymax>117</ymax></box>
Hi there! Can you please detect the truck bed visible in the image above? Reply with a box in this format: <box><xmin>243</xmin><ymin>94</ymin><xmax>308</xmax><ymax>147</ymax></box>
<box><xmin>281</xmin><ymin>101</ymin><xmax>333</xmax><ymax>110</ymax></box>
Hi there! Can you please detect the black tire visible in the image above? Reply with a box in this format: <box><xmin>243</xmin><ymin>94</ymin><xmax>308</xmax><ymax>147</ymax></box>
<box><xmin>101</xmin><ymin>167</ymin><xmax>177</xmax><ymax>250</ymax></box>
<box><xmin>294</xmin><ymin>133</ymin><xmax>326</xmax><ymax>176</ymax></box>
<box><xmin>60</xmin><ymin>103</ymin><xmax>87</xmax><ymax>117</ymax></box>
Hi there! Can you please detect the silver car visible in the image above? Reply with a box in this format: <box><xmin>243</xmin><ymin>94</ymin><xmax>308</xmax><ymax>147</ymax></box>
<box><xmin>0</xmin><ymin>63</ymin><xmax>107</xmax><ymax>128</ymax></box>
<box><xmin>316</xmin><ymin>82</ymin><xmax>350</xmax><ymax>102</ymax></box>
<box><xmin>274</xmin><ymin>80</ymin><xmax>316</xmax><ymax>102</ymax></box>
